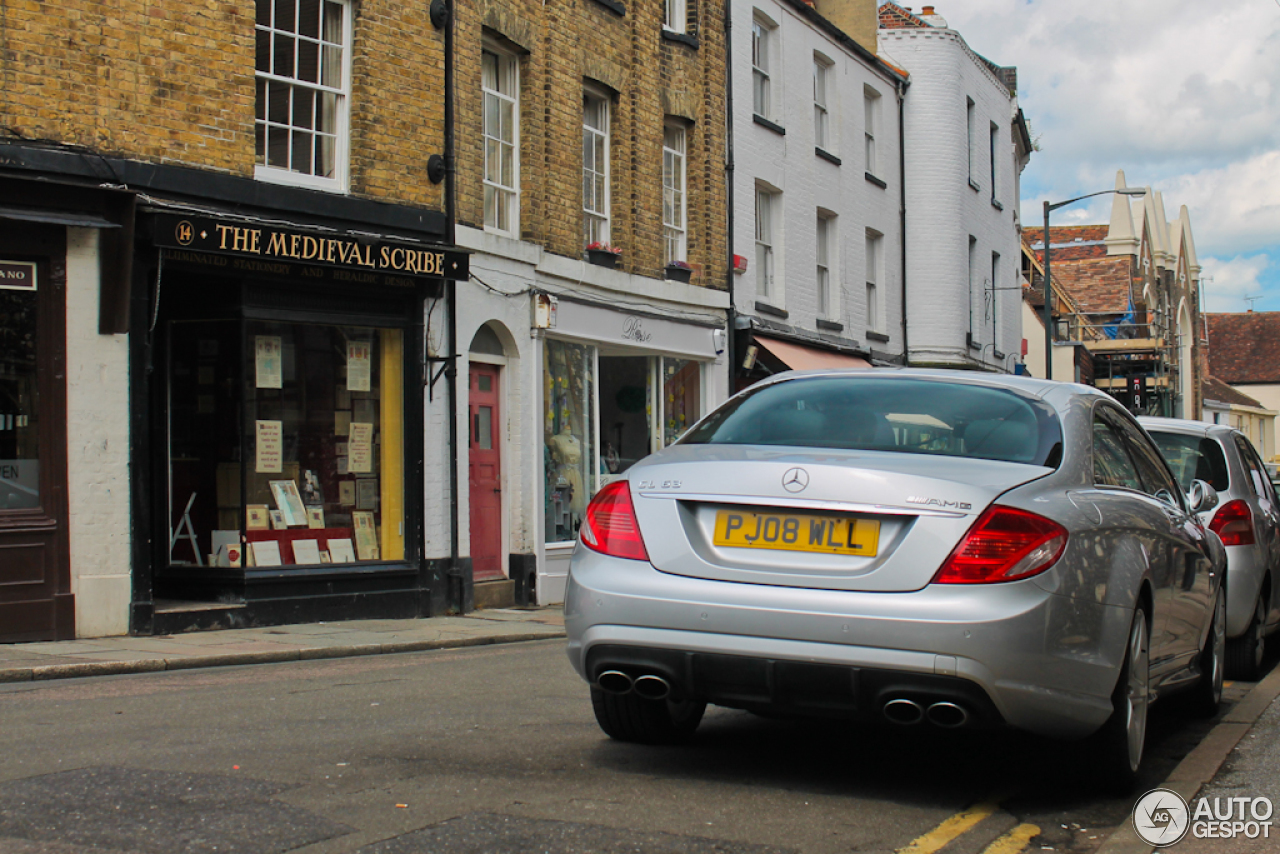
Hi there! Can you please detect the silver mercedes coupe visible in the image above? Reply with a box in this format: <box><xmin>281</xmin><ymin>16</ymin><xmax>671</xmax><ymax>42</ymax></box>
<box><xmin>565</xmin><ymin>369</ymin><xmax>1226</xmax><ymax>788</ymax></box>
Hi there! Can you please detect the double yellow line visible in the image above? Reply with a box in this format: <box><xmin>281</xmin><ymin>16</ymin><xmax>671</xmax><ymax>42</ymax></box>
<box><xmin>896</xmin><ymin>796</ymin><xmax>1039</xmax><ymax>854</ymax></box>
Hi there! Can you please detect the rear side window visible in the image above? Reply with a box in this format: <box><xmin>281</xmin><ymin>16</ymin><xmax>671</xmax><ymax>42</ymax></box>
<box><xmin>1093</xmin><ymin>418</ymin><xmax>1143</xmax><ymax>491</ymax></box>
<box><xmin>1234</xmin><ymin>435</ymin><xmax>1272</xmax><ymax>500</ymax></box>
<box><xmin>1148</xmin><ymin>431</ymin><xmax>1230</xmax><ymax>492</ymax></box>
<box><xmin>680</xmin><ymin>376</ymin><xmax>1062</xmax><ymax>466</ymax></box>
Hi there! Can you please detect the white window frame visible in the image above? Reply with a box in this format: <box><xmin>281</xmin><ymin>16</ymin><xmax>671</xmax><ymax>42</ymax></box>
<box><xmin>664</xmin><ymin>0</ymin><xmax>687</xmax><ymax>34</ymax></box>
<box><xmin>866</xmin><ymin>229</ymin><xmax>882</xmax><ymax>332</ymax></box>
<box><xmin>755</xmin><ymin>186</ymin><xmax>778</xmax><ymax>302</ymax></box>
<box><xmin>816</xmin><ymin>211</ymin><xmax>835</xmax><ymax>318</ymax></box>
<box><xmin>583</xmin><ymin>88</ymin><xmax>611</xmax><ymax>247</ymax></box>
<box><xmin>989</xmin><ymin>122</ymin><xmax>1000</xmax><ymax>203</ymax></box>
<box><xmin>255</xmin><ymin>0</ymin><xmax>352</xmax><ymax>191</ymax></box>
<box><xmin>482</xmin><ymin>44</ymin><xmax>520</xmax><ymax>237</ymax></box>
<box><xmin>814</xmin><ymin>54</ymin><xmax>832</xmax><ymax>151</ymax></box>
<box><xmin>966</xmin><ymin>97</ymin><xmax>976</xmax><ymax>186</ymax></box>
<box><xmin>864</xmin><ymin>86</ymin><xmax>880</xmax><ymax>176</ymax></box>
<box><xmin>663</xmin><ymin>122</ymin><xmax>687</xmax><ymax>265</ymax></box>
<box><xmin>752</xmin><ymin>14</ymin><xmax>776</xmax><ymax>120</ymax></box>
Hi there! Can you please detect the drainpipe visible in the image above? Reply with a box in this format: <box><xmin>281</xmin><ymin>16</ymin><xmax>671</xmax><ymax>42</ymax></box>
<box><xmin>896</xmin><ymin>77</ymin><xmax>909</xmax><ymax>366</ymax></box>
<box><xmin>724</xmin><ymin>1</ymin><xmax>737</xmax><ymax>390</ymax></box>
<box><xmin>444</xmin><ymin>0</ymin><xmax>461</xmax><ymax>611</ymax></box>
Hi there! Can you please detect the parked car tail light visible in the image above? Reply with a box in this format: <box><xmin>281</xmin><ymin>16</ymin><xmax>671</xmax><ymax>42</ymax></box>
<box><xmin>1209</xmin><ymin>499</ymin><xmax>1255</xmax><ymax>547</ymax></box>
<box><xmin>581</xmin><ymin>480</ymin><xmax>650</xmax><ymax>561</ymax></box>
<box><xmin>933</xmin><ymin>505</ymin><xmax>1068</xmax><ymax>584</ymax></box>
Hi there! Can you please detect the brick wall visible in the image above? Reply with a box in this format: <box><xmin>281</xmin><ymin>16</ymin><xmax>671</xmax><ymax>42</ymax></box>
<box><xmin>0</xmin><ymin>0</ymin><xmax>446</xmax><ymax>211</ymax></box>
<box><xmin>453</xmin><ymin>0</ymin><xmax>729</xmax><ymax>287</ymax></box>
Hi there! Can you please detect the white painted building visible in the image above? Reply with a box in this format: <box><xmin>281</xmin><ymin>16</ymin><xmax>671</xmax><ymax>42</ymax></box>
<box><xmin>730</xmin><ymin>0</ymin><xmax>907</xmax><ymax>385</ymax></box>
<box><xmin>878</xmin><ymin>3</ymin><xmax>1032</xmax><ymax>371</ymax></box>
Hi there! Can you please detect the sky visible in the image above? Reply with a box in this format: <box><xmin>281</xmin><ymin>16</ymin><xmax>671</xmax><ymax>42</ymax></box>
<box><xmin>932</xmin><ymin>0</ymin><xmax>1280</xmax><ymax>314</ymax></box>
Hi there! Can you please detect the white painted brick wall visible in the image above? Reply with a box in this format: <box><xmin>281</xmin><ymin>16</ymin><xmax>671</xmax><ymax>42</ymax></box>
<box><xmin>64</xmin><ymin>228</ymin><xmax>132</xmax><ymax>638</ymax></box>
<box><xmin>879</xmin><ymin>26</ymin><xmax>1025</xmax><ymax>370</ymax></box>
<box><xmin>733</xmin><ymin>0</ymin><xmax>904</xmax><ymax>353</ymax></box>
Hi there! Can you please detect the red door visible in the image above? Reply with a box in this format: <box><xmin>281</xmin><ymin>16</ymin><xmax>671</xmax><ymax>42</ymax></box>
<box><xmin>468</xmin><ymin>364</ymin><xmax>503</xmax><ymax>581</ymax></box>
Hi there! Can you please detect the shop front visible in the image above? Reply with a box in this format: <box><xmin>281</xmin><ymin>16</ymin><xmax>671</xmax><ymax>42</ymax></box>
<box><xmin>536</xmin><ymin>297</ymin><xmax>725</xmax><ymax>602</ymax></box>
<box><xmin>138</xmin><ymin>211</ymin><xmax>468</xmax><ymax>632</ymax></box>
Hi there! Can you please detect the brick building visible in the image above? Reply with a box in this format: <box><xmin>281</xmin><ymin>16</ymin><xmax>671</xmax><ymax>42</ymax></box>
<box><xmin>448</xmin><ymin>0</ymin><xmax>732</xmax><ymax>604</ymax></box>
<box><xmin>1023</xmin><ymin>171</ymin><xmax>1204</xmax><ymax>419</ymax></box>
<box><xmin>1205</xmin><ymin>312</ymin><xmax>1280</xmax><ymax>460</ymax></box>
<box><xmin>0</xmin><ymin>0</ymin><xmax>467</xmax><ymax>640</ymax></box>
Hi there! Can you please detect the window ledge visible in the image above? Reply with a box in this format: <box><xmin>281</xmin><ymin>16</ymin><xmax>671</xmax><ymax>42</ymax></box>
<box><xmin>816</xmin><ymin>318</ymin><xmax>844</xmax><ymax>332</ymax></box>
<box><xmin>753</xmin><ymin>114</ymin><xmax>786</xmax><ymax>136</ymax></box>
<box><xmin>590</xmin><ymin>0</ymin><xmax>626</xmax><ymax>15</ymax></box>
<box><xmin>991</xmin><ymin>199</ymin><xmax>1004</xmax><ymax>211</ymax></box>
<box><xmin>969</xmin><ymin>178</ymin><xmax>981</xmax><ymax>193</ymax></box>
<box><xmin>967</xmin><ymin>332</ymin><xmax>981</xmax><ymax>351</ymax></box>
<box><xmin>864</xmin><ymin>172</ymin><xmax>887</xmax><ymax>189</ymax></box>
<box><xmin>755</xmin><ymin>300</ymin><xmax>789</xmax><ymax>319</ymax></box>
<box><xmin>661</xmin><ymin>30</ymin><xmax>699</xmax><ymax>48</ymax></box>
<box><xmin>816</xmin><ymin>148</ymin><xmax>841</xmax><ymax>166</ymax></box>
<box><xmin>866</xmin><ymin>330</ymin><xmax>890</xmax><ymax>343</ymax></box>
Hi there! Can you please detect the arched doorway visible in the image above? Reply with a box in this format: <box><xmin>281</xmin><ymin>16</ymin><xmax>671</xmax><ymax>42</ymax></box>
<box><xmin>468</xmin><ymin>325</ymin><xmax>506</xmax><ymax>582</ymax></box>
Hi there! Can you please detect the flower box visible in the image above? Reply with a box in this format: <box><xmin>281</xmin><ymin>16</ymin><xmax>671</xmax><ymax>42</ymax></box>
<box><xmin>586</xmin><ymin>248</ymin><xmax>620</xmax><ymax>269</ymax></box>
<box><xmin>664</xmin><ymin>262</ymin><xmax>693</xmax><ymax>283</ymax></box>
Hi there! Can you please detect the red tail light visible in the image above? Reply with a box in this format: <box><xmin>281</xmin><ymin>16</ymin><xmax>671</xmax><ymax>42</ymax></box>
<box><xmin>581</xmin><ymin>480</ymin><xmax>649</xmax><ymax>561</ymax></box>
<box><xmin>933</xmin><ymin>505</ymin><xmax>1068</xmax><ymax>584</ymax></box>
<box><xmin>1209</xmin><ymin>499</ymin><xmax>1255</xmax><ymax>547</ymax></box>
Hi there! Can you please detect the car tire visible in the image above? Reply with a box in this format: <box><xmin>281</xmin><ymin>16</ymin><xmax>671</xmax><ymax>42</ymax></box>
<box><xmin>1226</xmin><ymin>593</ymin><xmax>1267</xmax><ymax>681</ymax></box>
<box><xmin>1091</xmin><ymin>605</ymin><xmax>1150</xmax><ymax>792</ymax></box>
<box><xmin>1189</xmin><ymin>588</ymin><xmax>1225</xmax><ymax>718</ymax></box>
<box><xmin>590</xmin><ymin>686</ymin><xmax>706</xmax><ymax>744</ymax></box>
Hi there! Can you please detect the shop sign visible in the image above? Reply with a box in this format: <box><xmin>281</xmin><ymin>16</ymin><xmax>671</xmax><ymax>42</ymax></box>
<box><xmin>0</xmin><ymin>261</ymin><xmax>36</xmax><ymax>291</ymax></box>
<box><xmin>152</xmin><ymin>214</ymin><xmax>469</xmax><ymax>281</ymax></box>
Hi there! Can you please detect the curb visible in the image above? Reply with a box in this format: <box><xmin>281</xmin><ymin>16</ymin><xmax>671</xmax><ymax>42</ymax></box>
<box><xmin>0</xmin><ymin>630</ymin><xmax>566</xmax><ymax>684</ymax></box>
<box><xmin>1094</xmin><ymin>666</ymin><xmax>1280</xmax><ymax>854</ymax></box>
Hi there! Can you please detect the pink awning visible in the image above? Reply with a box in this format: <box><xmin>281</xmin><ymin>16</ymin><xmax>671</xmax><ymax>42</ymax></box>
<box><xmin>755</xmin><ymin>335</ymin><xmax>872</xmax><ymax>371</ymax></box>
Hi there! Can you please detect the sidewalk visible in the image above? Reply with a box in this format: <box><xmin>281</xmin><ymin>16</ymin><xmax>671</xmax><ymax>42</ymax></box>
<box><xmin>0</xmin><ymin>607</ymin><xmax>566</xmax><ymax>683</ymax></box>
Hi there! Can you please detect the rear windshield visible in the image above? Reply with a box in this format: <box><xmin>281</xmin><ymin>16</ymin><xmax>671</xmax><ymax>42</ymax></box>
<box><xmin>1147</xmin><ymin>431</ymin><xmax>1230</xmax><ymax>492</ymax></box>
<box><xmin>680</xmin><ymin>376</ymin><xmax>1062</xmax><ymax>466</ymax></box>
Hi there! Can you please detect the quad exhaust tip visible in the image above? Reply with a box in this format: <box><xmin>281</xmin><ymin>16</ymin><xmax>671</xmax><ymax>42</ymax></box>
<box><xmin>882</xmin><ymin>698</ymin><xmax>925</xmax><ymax>725</ymax></box>
<box><xmin>926</xmin><ymin>701</ymin><xmax>969</xmax><ymax>728</ymax></box>
<box><xmin>632</xmin><ymin>674</ymin><xmax>672</xmax><ymax>701</ymax></box>
<box><xmin>597</xmin><ymin>670</ymin><xmax>633</xmax><ymax>695</ymax></box>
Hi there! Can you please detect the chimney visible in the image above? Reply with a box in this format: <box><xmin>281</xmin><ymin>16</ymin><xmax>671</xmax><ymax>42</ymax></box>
<box><xmin>919</xmin><ymin>4</ymin><xmax>948</xmax><ymax>27</ymax></box>
<box><xmin>821</xmin><ymin>0</ymin><xmax>878</xmax><ymax>56</ymax></box>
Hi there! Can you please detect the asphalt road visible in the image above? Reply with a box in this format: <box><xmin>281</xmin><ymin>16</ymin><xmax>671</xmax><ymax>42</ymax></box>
<box><xmin>0</xmin><ymin>639</ymin><xmax>1265</xmax><ymax>854</ymax></box>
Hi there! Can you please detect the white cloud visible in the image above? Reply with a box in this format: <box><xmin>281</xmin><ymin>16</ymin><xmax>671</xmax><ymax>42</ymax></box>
<box><xmin>1200</xmin><ymin>254</ymin><xmax>1272</xmax><ymax>313</ymax></box>
<box><xmin>936</xmin><ymin>0</ymin><xmax>1280</xmax><ymax>258</ymax></box>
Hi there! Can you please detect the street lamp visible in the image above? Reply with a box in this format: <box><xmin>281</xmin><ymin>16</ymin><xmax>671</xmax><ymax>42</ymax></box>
<box><xmin>1042</xmin><ymin>187</ymin><xmax>1147</xmax><ymax>379</ymax></box>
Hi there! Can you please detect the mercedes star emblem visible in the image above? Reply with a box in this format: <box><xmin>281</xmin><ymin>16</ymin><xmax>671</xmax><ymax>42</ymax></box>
<box><xmin>782</xmin><ymin>467</ymin><xmax>810</xmax><ymax>493</ymax></box>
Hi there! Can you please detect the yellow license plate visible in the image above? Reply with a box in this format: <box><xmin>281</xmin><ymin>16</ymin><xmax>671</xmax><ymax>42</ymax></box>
<box><xmin>713</xmin><ymin>510</ymin><xmax>879</xmax><ymax>556</ymax></box>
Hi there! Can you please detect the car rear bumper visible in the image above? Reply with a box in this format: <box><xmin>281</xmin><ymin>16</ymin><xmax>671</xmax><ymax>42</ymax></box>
<box><xmin>1223</xmin><ymin>544</ymin><xmax>1269</xmax><ymax>637</ymax></box>
<box><xmin>565</xmin><ymin>548</ymin><xmax>1132</xmax><ymax>740</ymax></box>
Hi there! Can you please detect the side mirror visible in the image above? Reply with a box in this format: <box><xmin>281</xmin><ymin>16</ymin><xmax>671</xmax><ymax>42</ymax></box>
<box><xmin>1189</xmin><ymin>479</ymin><xmax>1220</xmax><ymax>515</ymax></box>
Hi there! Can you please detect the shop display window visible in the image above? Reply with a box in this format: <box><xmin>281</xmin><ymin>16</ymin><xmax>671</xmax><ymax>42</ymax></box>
<box><xmin>0</xmin><ymin>264</ymin><xmax>39</xmax><ymax>510</ymax></box>
<box><xmin>168</xmin><ymin>319</ymin><xmax>404</xmax><ymax>568</ymax></box>
<box><xmin>542</xmin><ymin>339</ymin><xmax>703</xmax><ymax>544</ymax></box>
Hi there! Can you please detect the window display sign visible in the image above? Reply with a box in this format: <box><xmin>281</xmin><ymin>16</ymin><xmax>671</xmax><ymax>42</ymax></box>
<box><xmin>255</xmin><ymin>420</ymin><xmax>283</xmax><ymax>473</ymax></box>
<box><xmin>255</xmin><ymin>336</ymin><xmax>283</xmax><ymax>389</ymax></box>
<box><xmin>347</xmin><ymin>341</ymin><xmax>372</xmax><ymax>392</ymax></box>
<box><xmin>269</xmin><ymin>480</ymin><xmax>307</xmax><ymax>527</ymax></box>
<box><xmin>348</xmin><ymin>423</ymin><xmax>374</xmax><ymax>473</ymax></box>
